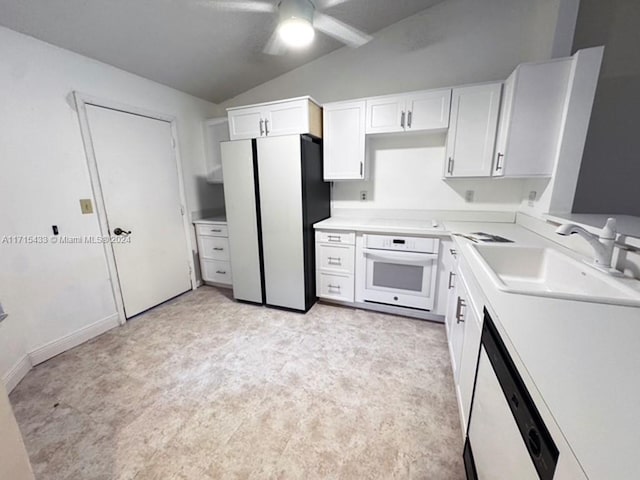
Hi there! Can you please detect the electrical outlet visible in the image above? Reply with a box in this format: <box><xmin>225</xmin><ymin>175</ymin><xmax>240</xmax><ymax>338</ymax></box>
<box><xmin>79</xmin><ymin>199</ymin><xmax>94</xmax><ymax>214</ymax></box>
<box><xmin>465</xmin><ymin>190</ymin><xmax>475</xmax><ymax>202</ymax></box>
<box><xmin>360</xmin><ymin>191</ymin><xmax>368</xmax><ymax>201</ymax></box>
<box><xmin>528</xmin><ymin>191</ymin><xmax>537</xmax><ymax>207</ymax></box>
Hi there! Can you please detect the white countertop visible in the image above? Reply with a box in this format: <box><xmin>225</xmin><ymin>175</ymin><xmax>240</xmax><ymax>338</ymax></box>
<box><xmin>314</xmin><ymin>216</ymin><xmax>447</xmax><ymax>236</ymax></box>
<box><xmin>446</xmin><ymin>221</ymin><xmax>640</xmax><ymax>479</ymax></box>
<box><xmin>193</xmin><ymin>215</ymin><xmax>226</xmax><ymax>225</ymax></box>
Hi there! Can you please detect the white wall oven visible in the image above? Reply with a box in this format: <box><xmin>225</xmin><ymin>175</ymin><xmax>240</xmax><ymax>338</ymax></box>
<box><xmin>356</xmin><ymin>234</ymin><xmax>440</xmax><ymax>310</ymax></box>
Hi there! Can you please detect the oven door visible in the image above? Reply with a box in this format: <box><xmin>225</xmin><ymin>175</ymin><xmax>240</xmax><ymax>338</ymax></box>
<box><xmin>362</xmin><ymin>249</ymin><xmax>438</xmax><ymax>310</ymax></box>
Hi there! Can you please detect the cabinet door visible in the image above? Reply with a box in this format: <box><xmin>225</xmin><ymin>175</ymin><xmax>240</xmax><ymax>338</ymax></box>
<box><xmin>264</xmin><ymin>99</ymin><xmax>309</xmax><ymax>137</ymax></box>
<box><xmin>406</xmin><ymin>89</ymin><xmax>452</xmax><ymax>131</ymax></box>
<box><xmin>456</xmin><ymin>280</ymin><xmax>482</xmax><ymax>431</ymax></box>
<box><xmin>323</xmin><ymin>101</ymin><xmax>366</xmax><ymax>180</ymax></box>
<box><xmin>365</xmin><ymin>96</ymin><xmax>406</xmax><ymax>134</ymax></box>
<box><xmin>492</xmin><ymin>74</ymin><xmax>515</xmax><ymax>177</ymax></box>
<box><xmin>493</xmin><ymin>59</ymin><xmax>572</xmax><ymax>177</ymax></box>
<box><xmin>228</xmin><ymin>106</ymin><xmax>264</xmax><ymax>140</ymax></box>
<box><xmin>445</xmin><ymin>83</ymin><xmax>502</xmax><ymax>178</ymax></box>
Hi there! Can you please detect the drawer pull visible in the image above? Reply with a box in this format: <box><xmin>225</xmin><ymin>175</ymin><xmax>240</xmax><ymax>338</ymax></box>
<box><xmin>455</xmin><ymin>296</ymin><xmax>466</xmax><ymax>323</ymax></box>
<box><xmin>448</xmin><ymin>271</ymin><xmax>456</xmax><ymax>289</ymax></box>
<box><xmin>328</xmin><ymin>284</ymin><xmax>341</xmax><ymax>291</ymax></box>
<box><xmin>216</xmin><ymin>270</ymin><xmax>227</xmax><ymax>275</ymax></box>
<box><xmin>213</xmin><ymin>247</ymin><xmax>224</xmax><ymax>251</ymax></box>
<box><xmin>327</xmin><ymin>257</ymin><xmax>342</xmax><ymax>266</ymax></box>
<box><xmin>327</xmin><ymin>235</ymin><xmax>341</xmax><ymax>242</ymax></box>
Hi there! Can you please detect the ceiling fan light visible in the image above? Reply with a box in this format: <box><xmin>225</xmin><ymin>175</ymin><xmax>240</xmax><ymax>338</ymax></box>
<box><xmin>278</xmin><ymin>17</ymin><xmax>315</xmax><ymax>48</ymax></box>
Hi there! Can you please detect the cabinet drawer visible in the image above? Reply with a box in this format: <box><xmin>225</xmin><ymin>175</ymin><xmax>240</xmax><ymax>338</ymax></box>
<box><xmin>202</xmin><ymin>259</ymin><xmax>232</xmax><ymax>285</ymax></box>
<box><xmin>317</xmin><ymin>244</ymin><xmax>355</xmax><ymax>274</ymax></box>
<box><xmin>317</xmin><ymin>272</ymin><xmax>354</xmax><ymax>302</ymax></box>
<box><xmin>315</xmin><ymin>230</ymin><xmax>355</xmax><ymax>245</ymax></box>
<box><xmin>196</xmin><ymin>224</ymin><xmax>228</xmax><ymax>237</ymax></box>
<box><xmin>199</xmin><ymin>236</ymin><xmax>230</xmax><ymax>261</ymax></box>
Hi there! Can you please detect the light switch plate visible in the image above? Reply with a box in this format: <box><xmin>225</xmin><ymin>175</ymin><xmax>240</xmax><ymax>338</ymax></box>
<box><xmin>80</xmin><ymin>199</ymin><xmax>94</xmax><ymax>214</ymax></box>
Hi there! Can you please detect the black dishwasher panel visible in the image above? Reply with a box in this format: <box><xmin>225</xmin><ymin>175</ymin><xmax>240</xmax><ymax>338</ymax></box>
<box><xmin>481</xmin><ymin>309</ymin><xmax>559</xmax><ymax>480</ymax></box>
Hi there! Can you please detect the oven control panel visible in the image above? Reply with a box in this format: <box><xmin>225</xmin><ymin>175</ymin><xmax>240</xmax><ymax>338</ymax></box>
<box><xmin>365</xmin><ymin>234</ymin><xmax>438</xmax><ymax>253</ymax></box>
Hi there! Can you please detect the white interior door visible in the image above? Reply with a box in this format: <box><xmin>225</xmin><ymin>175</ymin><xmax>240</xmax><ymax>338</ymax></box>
<box><xmin>86</xmin><ymin>105</ymin><xmax>191</xmax><ymax>318</ymax></box>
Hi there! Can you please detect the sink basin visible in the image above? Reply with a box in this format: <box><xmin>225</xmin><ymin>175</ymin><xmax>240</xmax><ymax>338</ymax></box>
<box><xmin>470</xmin><ymin>244</ymin><xmax>640</xmax><ymax>307</ymax></box>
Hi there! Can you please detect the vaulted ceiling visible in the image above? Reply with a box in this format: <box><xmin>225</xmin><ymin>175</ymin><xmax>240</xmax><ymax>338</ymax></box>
<box><xmin>0</xmin><ymin>0</ymin><xmax>441</xmax><ymax>103</ymax></box>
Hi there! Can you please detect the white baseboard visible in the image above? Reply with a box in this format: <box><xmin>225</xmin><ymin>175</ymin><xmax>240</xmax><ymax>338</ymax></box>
<box><xmin>28</xmin><ymin>313</ymin><xmax>120</xmax><ymax>366</ymax></box>
<box><xmin>3</xmin><ymin>355</ymin><xmax>32</xmax><ymax>393</ymax></box>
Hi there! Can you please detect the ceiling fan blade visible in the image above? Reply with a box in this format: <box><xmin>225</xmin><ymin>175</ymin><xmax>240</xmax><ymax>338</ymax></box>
<box><xmin>313</xmin><ymin>12</ymin><xmax>372</xmax><ymax>48</ymax></box>
<box><xmin>197</xmin><ymin>1</ymin><xmax>276</xmax><ymax>13</ymax></box>
<box><xmin>263</xmin><ymin>29</ymin><xmax>288</xmax><ymax>55</ymax></box>
<box><xmin>318</xmin><ymin>0</ymin><xmax>351</xmax><ymax>8</ymax></box>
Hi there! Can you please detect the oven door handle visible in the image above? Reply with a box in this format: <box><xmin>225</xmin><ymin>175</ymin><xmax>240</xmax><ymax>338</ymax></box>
<box><xmin>363</xmin><ymin>249</ymin><xmax>437</xmax><ymax>265</ymax></box>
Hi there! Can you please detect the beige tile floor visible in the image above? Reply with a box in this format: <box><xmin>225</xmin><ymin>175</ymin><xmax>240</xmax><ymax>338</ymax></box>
<box><xmin>10</xmin><ymin>286</ymin><xmax>465</xmax><ymax>480</ymax></box>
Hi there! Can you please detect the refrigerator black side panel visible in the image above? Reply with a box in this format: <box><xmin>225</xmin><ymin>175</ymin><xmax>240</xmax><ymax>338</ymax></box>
<box><xmin>252</xmin><ymin>139</ymin><xmax>267</xmax><ymax>305</ymax></box>
<box><xmin>300</xmin><ymin>135</ymin><xmax>331</xmax><ymax>311</ymax></box>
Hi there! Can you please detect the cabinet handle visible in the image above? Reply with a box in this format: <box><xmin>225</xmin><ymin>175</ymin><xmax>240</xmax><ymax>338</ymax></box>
<box><xmin>327</xmin><ymin>235</ymin><xmax>341</xmax><ymax>242</ymax></box>
<box><xmin>210</xmin><ymin>229</ymin><xmax>222</xmax><ymax>233</ymax></box>
<box><xmin>495</xmin><ymin>153</ymin><xmax>504</xmax><ymax>171</ymax></box>
<box><xmin>213</xmin><ymin>247</ymin><xmax>224</xmax><ymax>251</ymax></box>
<box><xmin>407</xmin><ymin>110</ymin><xmax>413</xmax><ymax>128</ymax></box>
<box><xmin>447</xmin><ymin>157</ymin><xmax>454</xmax><ymax>174</ymax></box>
<box><xmin>328</xmin><ymin>284</ymin><xmax>341</xmax><ymax>291</ymax></box>
<box><xmin>259</xmin><ymin>119</ymin><xmax>264</xmax><ymax>136</ymax></box>
<box><xmin>455</xmin><ymin>296</ymin><xmax>466</xmax><ymax>323</ymax></box>
<box><xmin>360</xmin><ymin>162</ymin><xmax>363</xmax><ymax>177</ymax></box>
<box><xmin>216</xmin><ymin>270</ymin><xmax>227</xmax><ymax>275</ymax></box>
<box><xmin>450</xmin><ymin>248</ymin><xmax>457</xmax><ymax>258</ymax></box>
<box><xmin>327</xmin><ymin>257</ymin><xmax>342</xmax><ymax>266</ymax></box>
<box><xmin>401</xmin><ymin>111</ymin><xmax>406</xmax><ymax>128</ymax></box>
<box><xmin>448</xmin><ymin>271</ymin><xmax>456</xmax><ymax>289</ymax></box>
<box><xmin>264</xmin><ymin>119</ymin><xmax>270</xmax><ymax>136</ymax></box>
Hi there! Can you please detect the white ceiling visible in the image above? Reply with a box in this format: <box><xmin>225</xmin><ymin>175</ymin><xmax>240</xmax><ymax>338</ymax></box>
<box><xmin>0</xmin><ymin>0</ymin><xmax>441</xmax><ymax>103</ymax></box>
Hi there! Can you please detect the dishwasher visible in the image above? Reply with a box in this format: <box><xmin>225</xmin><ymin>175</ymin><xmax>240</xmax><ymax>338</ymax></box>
<box><xmin>464</xmin><ymin>310</ymin><xmax>559</xmax><ymax>480</ymax></box>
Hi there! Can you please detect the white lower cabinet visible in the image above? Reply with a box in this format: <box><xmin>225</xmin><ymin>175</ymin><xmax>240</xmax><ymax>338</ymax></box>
<box><xmin>444</xmin><ymin>253</ymin><xmax>485</xmax><ymax>435</ymax></box>
<box><xmin>195</xmin><ymin>221</ymin><xmax>232</xmax><ymax>287</ymax></box>
<box><xmin>317</xmin><ymin>272</ymin><xmax>354</xmax><ymax>302</ymax></box>
<box><xmin>315</xmin><ymin>230</ymin><xmax>355</xmax><ymax>302</ymax></box>
<box><xmin>455</xmin><ymin>271</ymin><xmax>482</xmax><ymax>433</ymax></box>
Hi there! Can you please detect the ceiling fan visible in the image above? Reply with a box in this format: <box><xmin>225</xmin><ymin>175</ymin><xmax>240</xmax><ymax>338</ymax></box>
<box><xmin>201</xmin><ymin>0</ymin><xmax>373</xmax><ymax>55</ymax></box>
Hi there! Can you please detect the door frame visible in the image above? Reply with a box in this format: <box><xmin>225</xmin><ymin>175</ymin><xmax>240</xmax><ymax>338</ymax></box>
<box><xmin>74</xmin><ymin>91</ymin><xmax>196</xmax><ymax>325</ymax></box>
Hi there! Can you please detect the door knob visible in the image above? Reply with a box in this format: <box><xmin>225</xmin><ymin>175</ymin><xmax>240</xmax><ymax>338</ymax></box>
<box><xmin>113</xmin><ymin>227</ymin><xmax>132</xmax><ymax>236</ymax></box>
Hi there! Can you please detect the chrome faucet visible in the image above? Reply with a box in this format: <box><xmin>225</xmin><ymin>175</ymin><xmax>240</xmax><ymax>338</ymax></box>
<box><xmin>555</xmin><ymin>218</ymin><xmax>617</xmax><ymax>269</ymax></box>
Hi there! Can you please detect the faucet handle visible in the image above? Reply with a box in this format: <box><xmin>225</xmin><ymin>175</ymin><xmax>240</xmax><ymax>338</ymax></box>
<box><xmin>601</xmin><ymin>218</ymin><xmax>617</xmax><ymax>240</ymax></box>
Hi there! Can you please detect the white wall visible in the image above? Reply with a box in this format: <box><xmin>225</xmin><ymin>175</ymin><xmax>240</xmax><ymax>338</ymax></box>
<box><xmin>221</xmin><ymin>0</ymin><xmax>569</xmax><ymax>214</ymax></box>
<box><xmin>332</xmin><ymin>133</ymin><xmax>525</xmax><ymax>211</ymax></box>
<box><xmin>0</xmin><ymin>26</ymin><xmax>221</xmax><ymax>387</ymax></box>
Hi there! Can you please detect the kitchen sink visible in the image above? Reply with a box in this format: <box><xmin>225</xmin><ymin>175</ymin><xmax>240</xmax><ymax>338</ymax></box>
<box><xmin>470</xmin><ymin>244</ymin><xmax>640</xmax><ymax>307</ymax></box>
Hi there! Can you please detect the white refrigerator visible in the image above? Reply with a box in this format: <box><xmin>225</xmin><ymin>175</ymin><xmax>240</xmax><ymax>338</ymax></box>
<box><xmin>221</xmin><ymin>134</ymin><xmax>330</xmax><ymax>312</ymax></box>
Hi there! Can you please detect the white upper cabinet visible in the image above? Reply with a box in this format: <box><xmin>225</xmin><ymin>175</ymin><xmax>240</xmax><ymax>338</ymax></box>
<box><xmin>406</xmin><ymin>89</ymin><xmax>452</xmax><ymax>131</ymax></box>
<box><xmin>228</xmin><ymin>105</ymin><xmax>263</xmax><ymax>140</ymax></box>
<box><xmin>365</xmin><ymin>96</ymin><xmax>406</xmax><ymax>134</ymax></box>
<box><xmin>227</xmin><ymin>97</ymin><xmax>322</xmax><ymax>140</ymax></box>
<box><xmin>323</xmin><ymin>100</ymin><xmax>367</xmax><ymax>181</ymax></box>
<box><xmin>445</xmin><ymin>83</ymin><xmax>502</xmax><ymax>178</ymax></box>
<box><xmin>365</xmin><ymin>89</ymin><xmax>451</xmax><ymax>134</ymax></box>
<box><xmin>492</xmin><ymin>58</ymin><xmax>572</xmax><ymax>177</ymax></box>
